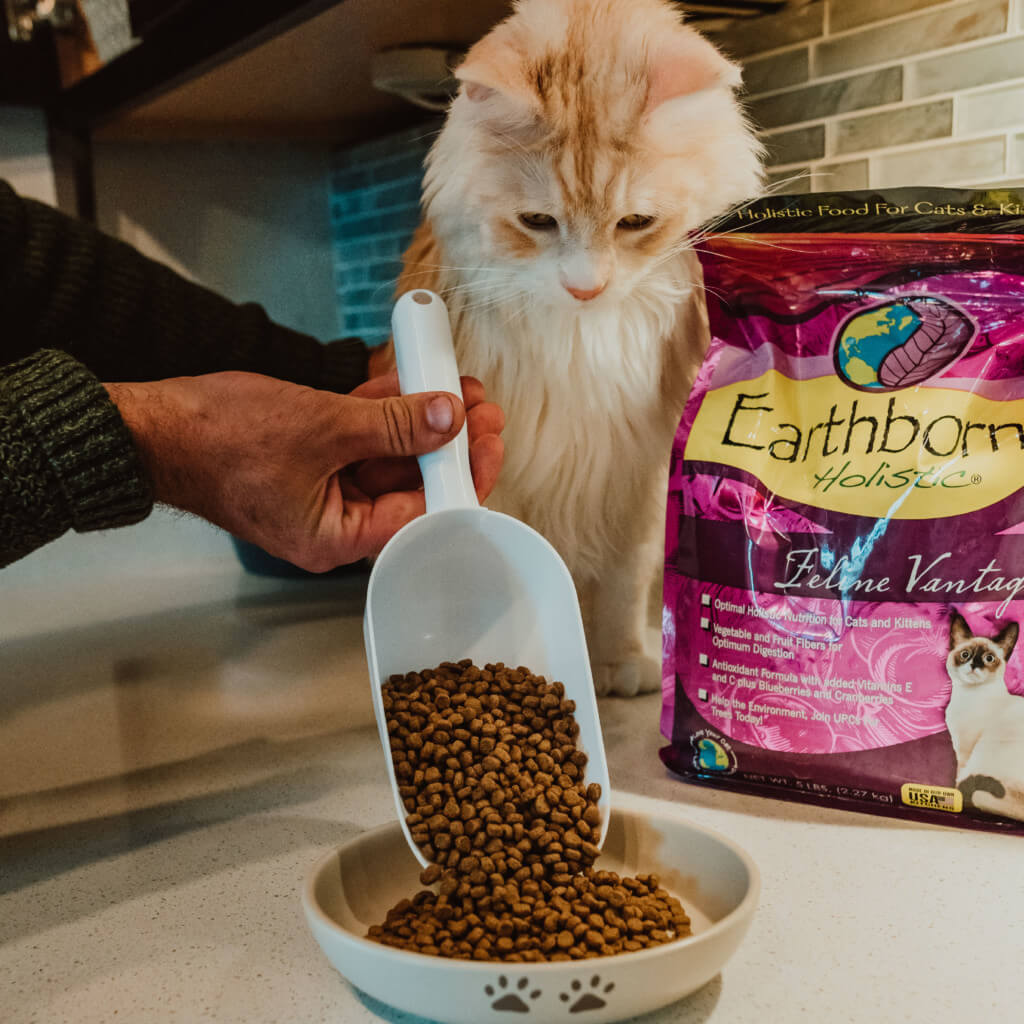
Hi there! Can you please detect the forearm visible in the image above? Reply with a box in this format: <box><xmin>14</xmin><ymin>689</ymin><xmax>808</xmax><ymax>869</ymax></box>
<box><xmin>0</xmin><ymin>350</ymin><xmax>152</xmax><ymax>567</ymax></box>
<box><xmin>0</xmin><ymin>179</ymin><xmax>370</xmax><ymax>392</ymax></box>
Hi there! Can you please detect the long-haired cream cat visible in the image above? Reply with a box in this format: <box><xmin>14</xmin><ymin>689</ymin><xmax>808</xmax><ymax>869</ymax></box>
<box><xmin>394</xmin><ymin>0</ymin><xmax>762</xmax><ymax>695</ymax></box>
<box><xmin>946</xmin><ymin>610</ymin><xmax>1024</xmax><ymax>822</ymax></box>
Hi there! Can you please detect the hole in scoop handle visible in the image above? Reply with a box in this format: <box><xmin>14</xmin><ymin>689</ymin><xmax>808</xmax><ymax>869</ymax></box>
<box><xmin>391</xmin><ymin>290</ymin><xmax>479</xmax><ymax>513</ymax></box>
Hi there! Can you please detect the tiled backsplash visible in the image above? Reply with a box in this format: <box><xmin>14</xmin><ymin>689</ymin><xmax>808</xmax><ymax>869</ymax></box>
<box><xmin>717</xmin><ymin>0</ymin><xmax>1024</xmax><ymax>192</ymax></box>
<box><xmin>329</xmin><ymin>124</ymin><xmax>439</xmax><ymax>346</ymax></box>
<box><xmin>330</xmin><ymin>0</ymin><xmax>1024</xmax><ymax>341</ymax></box>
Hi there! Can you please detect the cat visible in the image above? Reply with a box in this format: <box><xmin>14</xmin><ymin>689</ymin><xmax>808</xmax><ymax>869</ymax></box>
<box><xmin>391</xmin><ymin>0</ymin><xmax>763</xmax><ymax>695</ymax></box>
<box><xmin>945</xmin><ymin>609</ymin><xmax>1024</xmax><ymax>822</ymax></box>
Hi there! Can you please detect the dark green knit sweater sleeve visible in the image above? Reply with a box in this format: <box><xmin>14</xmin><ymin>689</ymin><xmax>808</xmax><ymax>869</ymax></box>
<box><xmin>1</xmin><ymin>349</ymin><xmax>152</xmax><ymax>567</ymax></box>
<box><xmin>0</xmin><ymin>179</ymin><xmax>371</xmax><ymax>566</ymax></box>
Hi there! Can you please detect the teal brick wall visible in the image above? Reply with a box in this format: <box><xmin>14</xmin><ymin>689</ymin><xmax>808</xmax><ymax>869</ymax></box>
<box><xmin>329</xmin><ymin>121</ymin><xmax>442</xmax><ymax>346</ymax></box>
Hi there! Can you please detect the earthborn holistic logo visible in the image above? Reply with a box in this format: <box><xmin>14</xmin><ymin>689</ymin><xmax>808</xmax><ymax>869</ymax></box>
<box><xmin>832</xmin><ymin>296</ymin><xmax>976</xmax><ymax>393</ymax></box>
<box><xmin>681</xmin><ymin>286</ymin><xmax>1024</xmax><ymax>520</ymax></box>
<box><xmin>690</xmin><ymin>728</ymin><xmax>738</xmax><ymax>775</ymax></box>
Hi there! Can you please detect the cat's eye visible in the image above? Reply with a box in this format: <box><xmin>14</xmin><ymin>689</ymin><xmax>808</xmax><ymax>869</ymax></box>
<box><xmin>617</xmin><ymin>214</ymin><xmax>656</xmax><ymax>230</ymax></box>
<box><xmin>984</xmin><ymin>653</ymin><xmax>995</xmax><ymax>664</ymax></box>
<box><xmin>519</xmin><ymin>212</ymin><xmax>558</xmax><ymax>230</ymax></box>
<box><xmin>959</xmin><ymin>650</ymin><xmax>971</xmax><ymax>661</ymax></box>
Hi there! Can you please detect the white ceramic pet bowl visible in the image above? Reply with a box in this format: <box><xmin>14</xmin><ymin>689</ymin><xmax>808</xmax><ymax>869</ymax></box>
<box><xmin>302</xmin><ymin>792</ymin><xmax>759</xmax><ymax>1024</ymax></box>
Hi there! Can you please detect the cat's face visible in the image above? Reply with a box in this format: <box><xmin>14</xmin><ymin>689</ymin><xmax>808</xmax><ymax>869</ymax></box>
<box><xmin>948</xmin><ymin>612</ymin><xmax>1019</xmax><ymax>686</ymax></box>
<box><xmin>468</xmin><ymin>141</ymin><xmax>700</xmax><ymax>311</ymax></box>
<box><xmin>948</xmin><ymin>638</ymin><xmax>1008</xmax><ymax>686</ymax></box>
<box><xmin>424</xmin><ymin>0</ymin><xmax>762</xmax><ymax>313</ymax></box>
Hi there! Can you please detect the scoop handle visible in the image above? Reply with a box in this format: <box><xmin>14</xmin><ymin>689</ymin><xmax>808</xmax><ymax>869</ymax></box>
<box><xmin>391</xmin><ymin>290</ymin><xmax>479</xmax><ymax>513</ymax></box>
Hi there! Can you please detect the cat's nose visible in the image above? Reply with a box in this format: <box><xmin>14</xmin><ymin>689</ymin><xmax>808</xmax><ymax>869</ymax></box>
<box><xmin>564</xmin><ymin>282</ymin><xmax>606</xmax><ymax>301</ymax></box>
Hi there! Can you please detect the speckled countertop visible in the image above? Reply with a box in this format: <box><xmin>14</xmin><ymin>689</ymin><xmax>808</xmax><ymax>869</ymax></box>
<box><xmin>2</xmin><ymin>517</ymin><xmax>1022</xmax><ymax>1024</ymax></box>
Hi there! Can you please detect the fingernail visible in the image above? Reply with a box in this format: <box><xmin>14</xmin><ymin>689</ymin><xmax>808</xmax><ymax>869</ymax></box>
<box><xmin>426</xmin><ymin>395</ymin><xmax>454</xmax><ymax>432</ymax></box>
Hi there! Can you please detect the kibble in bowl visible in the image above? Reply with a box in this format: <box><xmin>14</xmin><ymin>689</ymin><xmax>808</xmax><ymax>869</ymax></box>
<box><xmin>371</xmin><ymin>660</ymin><xmax>690</xmax><ymax>963</ymax></box>
<box><xmin>303</xmin><ymin>794</ymin><xmax>759</xmax><ymax>1024</ymax></box>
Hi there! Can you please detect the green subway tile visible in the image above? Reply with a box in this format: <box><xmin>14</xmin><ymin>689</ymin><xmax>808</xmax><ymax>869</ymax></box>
<box><xmin>961</xmin><ymin>84</ymin><xmax>1024</xmax><ymax>134</ymax></box>
<box><xmin>368</xmin><ymin>261</ymin><xmax>404</xmax><ymax>283</ymax></box>
<box><xmin>748</xmin><ymin>67</ymin><xmax>902</xmax><ymax>130</ymax></box>
<box><xmin>813</xmin><ymin>160</ymin><xmax>870</xmax><ymax>190</ymax></box>
<box><xmin>374</xmin><ymin>235</ymin><xmax>413</xmax><ymax>259</ymax></box>
<box><xmin>874</xmin><ymin>136</ymin><xmax>1006</xmax><ymax>187</ymax></box>
<box><xmin>911</xmin><ymin>35</ymin><xmax>1024</xmax><ymax>97</ymax></box>
<box><xmin>742</xmin><ymin>47</ymin><xmax>810</xmax><ymax>96</ymax></box>
<box><xmin>835</xmin><ymin>100</ymin><xmax>952</xmax><ymax>155</ymax></box>
<box><xmin>342</xmin><ymin>310</ymin><xmax>388</xmax><ymax>333</ymax></box>
<box><xmin>332</xmin><ymin>120</ymin><xmax>440</xmax><ymax>167</ymax></box>
<box><xmin>372</xmin><ymin>181</ymin><xmax>423</xmax><ymax>209</ymax></box>
<box><xmin>763</xmin><ymin>125</ymin><xmax>826</xmax><ymax>166</ymax></box>
<box><xmin>335</xmin><ymin>265</ymin><xmax>369</xmax><ymax>285</ymax></box>
<box><xmin>331</xmin><ymin>167</ymin><xmax>372</xmax><ymax>191</ymax></box>
<box><xmin>342</xmin><ymin>286</ymin><xmax>390</xmax><ymax>307</ymax></box>
<box><xmin>364</xmin><ymin>152</ymin><xmax>428</xmax><ymax>186</ymax></box>
<box><xmin>330</xmin><ymin>192</ymin><xmax>373</xmax><ymax>220</ymax></box>
<box><xmin>709</xmin><ymin>3</ymin><xmax>824</xmax><ymax>59</ymax></box>
<box><xmin>828</xmin><ymin>0</ymin><xmax>950</xmax><ymax>33</ymax></box>
<box><xmin>816</xmin><ymin>0</ymin><xmax>1008</xmax><ymax>77</ymax></box>
<box><xmin>335</xmin><ymin>211</ymin><xmax>419</xmax><ymax>237</ymax></box>
<box><xmin>766</xmin><ymin>167</ymin><xmax>811</xmax><ymax>194</ymax></box>
<box><xmin>331</xmin><ymin>239</ymin><xmax>376</xmax><ymax>262</ymax></box>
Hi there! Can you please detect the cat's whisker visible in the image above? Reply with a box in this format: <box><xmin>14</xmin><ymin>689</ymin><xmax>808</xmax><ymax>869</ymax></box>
<box><xmin>401</xmin><ymin>263</ymin><xmax>512</xmax><ymax>276</ymax></box>
<box><xmin>687</xmin><ymin>217</ymin><xmax>809</xmax><ymax>255</ymax></box>
<box><xmin>407</xmin><ymin>126</ymin><xmax>445</xmax><ymax>146</ymax></box>
<box><xmin>448</xmin><ymin>283</ymin><xmax>530</xmax><ymax>316</ymax></box>
<box><xmin>367</xmin><ymin>269</ymin><xmax>520</xmax><ymax>304</ymax></box>
<box><xmin>698</xmin><ymin>282</ymin><xmax>729</xmax><ymax>305</ymax></box>
<box><xmin>758</xmin><ymin>169</ymin><xmax>814</xmax><ymax>195</ymax></box>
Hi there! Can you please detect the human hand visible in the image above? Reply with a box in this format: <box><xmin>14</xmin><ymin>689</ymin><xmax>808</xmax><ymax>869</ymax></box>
<box><xmin>105</xmin><ymin>371</ymin><xmax>504</xmax><ymax>571</ymax></box>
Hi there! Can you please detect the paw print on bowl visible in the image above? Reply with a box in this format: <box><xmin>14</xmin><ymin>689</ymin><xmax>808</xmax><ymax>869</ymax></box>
<box><xmin>560</xmin><ymin>975</ymin><xmax>615</xmax><ymax>1013</ymax></box>
<box><xmin>485</xmin><ymin>975</ymin><xmax>541</xmax><ymax>1012</ymax></box>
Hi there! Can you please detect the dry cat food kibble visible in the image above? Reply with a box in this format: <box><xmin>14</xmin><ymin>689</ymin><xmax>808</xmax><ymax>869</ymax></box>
<box><xmin>367</xmin><ymin>660</ymin><xmax>691</xmax><ymax>961</ymax></box>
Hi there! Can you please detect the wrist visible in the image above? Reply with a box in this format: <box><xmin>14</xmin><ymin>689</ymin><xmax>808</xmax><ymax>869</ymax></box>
<box><xmin>103</xmin><ymin>379</ymin><xmax>190</xmax><ymax>508</ymax></box>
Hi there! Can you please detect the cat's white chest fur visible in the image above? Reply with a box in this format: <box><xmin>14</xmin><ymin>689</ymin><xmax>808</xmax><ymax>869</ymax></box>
<box><xmin>946</xmin><ymin>682</ymin><xmax>1013</xmax><ymax>775</ymax></box>
<box><xmin>449</xmin><ymin>275</ymin><xmax>697</xmax><ymax>585</ymax></box>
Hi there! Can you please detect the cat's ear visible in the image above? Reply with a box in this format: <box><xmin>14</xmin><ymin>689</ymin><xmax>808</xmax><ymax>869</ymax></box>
<box><xmin>996</xmin><ymin>620</ymin><xmax>1020</xmax><ymax>661</ymax></box>
<box><xmin>949</xmin><ymin>611</ymin><xmax>973</xmax><ymax>650</ymax></box>
<box><xmin>644</xmin><ymin>31</ymin><xmax>743</xmax><ymax>116</ymax></box>
<box><xmin>454</xmin><ymin>30</ymin><xmax>539</xmax><ymax>122</ymax></box>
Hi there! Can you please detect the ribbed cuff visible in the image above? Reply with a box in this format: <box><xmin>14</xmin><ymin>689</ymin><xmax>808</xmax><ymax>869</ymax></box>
<box><xmin>2</xmin><ymin>349</ymin><xmax>153</xmax><ymax>533</ymax></box>
<box><xmin>320</xmin><ymin>337</ymin><xmax>370</xmax><ymax>394</ymax></box>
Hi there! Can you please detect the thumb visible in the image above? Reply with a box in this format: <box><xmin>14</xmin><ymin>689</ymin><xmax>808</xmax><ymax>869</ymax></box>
<box><xmin>337</xmin><ymin>391</ymin><xmax>466</xmax><ymax>463</ymax></box>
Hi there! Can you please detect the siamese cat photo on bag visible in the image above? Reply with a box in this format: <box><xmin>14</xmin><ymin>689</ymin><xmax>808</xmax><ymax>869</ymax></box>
<box><xmin>945</xmin><ymin>609</ymin><xmax>1024</xmax><ymax>823</ymax></box>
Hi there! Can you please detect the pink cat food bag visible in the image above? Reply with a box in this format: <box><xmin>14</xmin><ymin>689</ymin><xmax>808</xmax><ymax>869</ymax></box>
<box><xmin>661</xmin><ymin>187</ymin><xmax>1024</xmax><ymax>834</ymax></box>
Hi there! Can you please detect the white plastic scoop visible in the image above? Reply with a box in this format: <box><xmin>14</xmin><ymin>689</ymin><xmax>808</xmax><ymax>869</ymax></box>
<box><xmin>364</xmin><ymin>289</ymin><xmax>610</xmax><ymax>868</ymax></box>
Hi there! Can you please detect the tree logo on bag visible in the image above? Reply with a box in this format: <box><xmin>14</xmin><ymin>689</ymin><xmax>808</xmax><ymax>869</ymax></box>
<box><xmin>690</xmin><ymin>729</ymin><xmax>738</xmax><ymax>775</ymax></box>
<box><xmin>833</xmin><ymin>296</ymin><xmax>976</xmax><ymax>392</ymax></box>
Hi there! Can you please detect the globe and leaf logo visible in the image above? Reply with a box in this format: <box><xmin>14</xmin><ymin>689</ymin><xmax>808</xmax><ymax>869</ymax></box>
<box><xmin>833</xmin><ymin>296</ymin><xmax>976</xmax><ymax>392</ymax></box>
<box><xmin>690</xmin><ymin>729</ymin><xmax>737</xmax><ymax>775</ymax></box>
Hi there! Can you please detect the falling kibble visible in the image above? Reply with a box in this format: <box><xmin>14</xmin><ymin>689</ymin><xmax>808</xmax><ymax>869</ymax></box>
<box><xmin>367</xmin><ymin>660</ymin><xmax>691</xmax><ymax>961</ymax></box>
